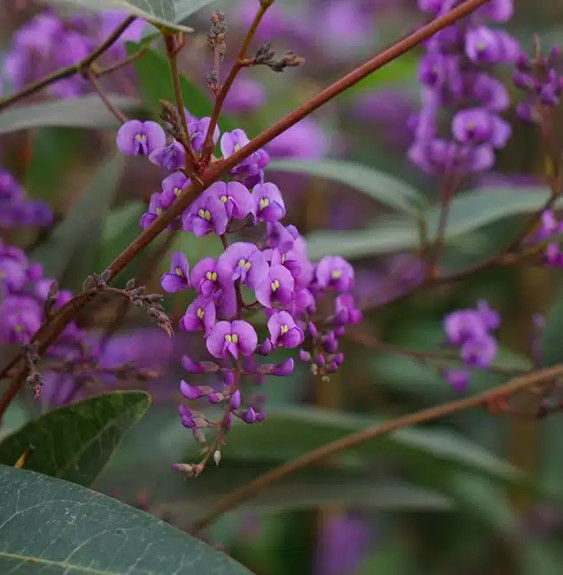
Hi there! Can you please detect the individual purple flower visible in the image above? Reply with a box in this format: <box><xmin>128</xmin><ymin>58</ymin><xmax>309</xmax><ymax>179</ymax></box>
<box><xmin>461</xmin><ymin>334</ymin><xmax>497</xmax><ymax>368</ymax></box>
<box><xmin>188</xmin><ymin>117</ymin><xmax>220</xmax><ymax>153</ymax></box>
<box><xmin>216</xmin><ymin>242</ymin><xmax>268</xmax><ymax>290</ymax></box>
<box><xmin>267</xmin><ymin>311</ymin><xmax>304</xmax><ymax>348</ymax></box>
<box><xmin>116</xmin><ymin>120</ymin><xmax>166</xmax><ymax>156</ymax></box>
<box><xmin>0</xmin><ymin>296</ymin><xmax>42</xmax><ymax>344</ymax></box>
<box><xmin>476</xmin><ymin>300</ymin><xmax>501</xmax><ymax>330</ymax></box>
<box><xmin>180</xmin><ymin>296</ymin><xmax>216</xmax><ymax>335</ymax></box>
<box><xmin>315</xmin><ymin>256</ymin><xmax>355</xmax><ymax>292</ymax></box>
<box><xmin>180</xmin><ymin>380</ymin><xmax>205</xmax><ymax>400</ymax></box>
<box><xmin>190</xmin><ymin>257</ymin><xmax>220</xmax><ymax>297</ymax></box>
<box><xmin>465</xmin><ymin>27</ymin><xmax>519</xmax><ymax>64</ymax></box>
<box><xmin>178</xmin><ymin>405</ymin><xmax>196</xmax><ymax>428</ymax></box>
<box><xmin>140</xmin><ymin>192</ymin><xmax>161</xmax><ymax>229</ymax></box>
<box><xmin>221</xmin><ymin>129</ymin><xmax>269</xmax><ymax>177</ymax></box>
<box><xmin>207</xmin><ymin>181</ymin><xmax>253</xmax><ymax>221</ymax></box>
<box><xmin>182</xmin><ymin>192</ymin><xmax>229</xmax><ymax>237</ymax></box>
<box><xmin>161</xmin><ymin>171</ymin><xmax>189</xmax><ymax>203</ymax></box>
<box><xmin>452</xmin><ymin>109</ymin><xmax>511</xmax><ymax>149</ymax></box>
<box><xmin>334</xmin><ymin>294</ymin><xmax>362</xmax><ymax>325</ymax></box>
<box><xmin>443</xmin><ymin>310</ymin><xmax>487</xmax><ymax>346</ymax></box>
<box><xmin>0</xmin><ymin>245</ymin><xmax>28</xmax><ymax>291</ymax></box>
<box><xmin>149</xmin><ymin>140</ymin><xmax>185</xmax><ymax>171</ymax></box>
<box><xmin>220</xmin><ymin>128</ymin><xmax>250</xmax><ymax>158</ymax></box>
<box><xmin>255</xmin><ymin>264</ymin><xmax>295</xmax><ymax>308</ymax></box>
<box><xmin>252</xmin><ymin>182</ymin><xmax>286</xmax><ymax>222</ymax></box>
<box><xmin>442</xmin><ymin>369</ymin><xmax>470</xmax><ymax>392</ymax></box>
<box><xmin>206</xmin><ymin>320</ymin><xmax>258</xmax><ymax>359</ymax></box>
<box><xmin>472</xmin><ymin>74</ymin><xmax>510</xmax><ymax>111</ymax></box>
<box><xmin>476</xmin><ymin>0</ymin><xmax>514</xmax><ymax>23</ymax></box>
<box><xmin>161</xmin><ymin>252</ymin><xmax>190</xmax><ymax>293</ymax></box>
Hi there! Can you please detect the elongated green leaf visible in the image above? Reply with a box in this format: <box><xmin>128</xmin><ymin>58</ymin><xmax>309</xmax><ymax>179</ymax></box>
<box><xmin>0</xmin><ymin>392</ymin><xmax>150</xmax><ymax>486</ymax></box>
<box><xmin>0</xmin><ymin>95</ymin><xmax>140</xmax><ymax>134</ymax></box>
<box><xmin>0</xmin><ymin>465</ymin><xmax>251</xmax><ymax>574</ymax></box>
<box><xmin>269</xmin><ymin>159</ymin><xmax>427</xmax><ymax>216</ymax></box>
<box><xmin>307</xmin><ymin>186</ymin><xmax>555</xmax><ymax>260</ymax></box>
<box><xmin>32</xmin><ymin>154</ymin><xmax>123</xmax><ymax>287</ymax></box>
<box><xmin>44</xmin><ymin>0</ymin><xmax>218</xmax><ymax>32</ymax></box>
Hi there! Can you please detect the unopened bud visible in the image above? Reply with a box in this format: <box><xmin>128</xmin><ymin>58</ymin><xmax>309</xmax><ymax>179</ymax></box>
<box><xmin>213</xmin><ymin>450</ymin><xmax>221</xmax><ymax>466</ymax></box>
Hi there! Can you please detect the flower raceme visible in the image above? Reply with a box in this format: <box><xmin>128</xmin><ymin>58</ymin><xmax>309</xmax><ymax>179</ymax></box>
<box><xmin>115</xmin><ymin>116</ymin><xmax>360</xmax><ymax>472</ymax></box>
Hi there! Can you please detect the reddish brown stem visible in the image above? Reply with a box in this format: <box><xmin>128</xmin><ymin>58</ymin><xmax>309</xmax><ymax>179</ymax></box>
<box><xmin>191</xmin><ymin>361</ymin><xmax>563</xmax><ymax>532</ymax></box>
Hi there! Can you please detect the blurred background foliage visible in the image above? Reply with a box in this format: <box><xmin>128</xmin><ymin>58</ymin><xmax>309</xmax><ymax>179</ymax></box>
<box><xmin>1</xmin><ymin>1</ymin><xmax>563</xmax><ymax>574</ymax></box>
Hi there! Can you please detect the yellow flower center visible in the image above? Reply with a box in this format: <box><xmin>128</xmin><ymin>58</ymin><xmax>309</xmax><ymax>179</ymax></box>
<box><xmin>205</xmin><ymin>271</ymin><xmax>217</xmax><ymax>281</ymax></box>
<box><xmin>174</xmin><ymin>187</ymin><xmax>182</xmax><ymax>196</ymax></box>
<box><xmin>198</xmin><ymin>208</ymin><xmax>211</xmax><ymax>221</ymax></box>
<box><xmin>234</xmin><ymin>144</ymin><xmax>241</xmax><ymax>152</ymax></box>
<box><xmin>259</xmin><ymin>197</ymin><xmax>270</xmax><ymax>210</ymax></box>
<box><xmin>238</xmin><ymin>258</ymin><xmax>252</xmax><ymax>271</ymax></box>
<box><xmin>331</xmin><ymin>269</ymin><xmax>342</xmax><ymax>279</ymax></box>
<box><xmin>155</xmin><ymin>207</ymin><xmax>162</xmax><ymax>215</ymax></box>
<box><xmin>225</xmin><ymin>333</ymin><xmax>239</xmax><ymax>344</ymax></box>
<box><xmin>134</xmin><ymin>134</ymin><xmax>147</xmax><ymax>142</ymax></box>
<box><xmin>271</xmin><ymin>279</ymin><xmax>280</xmax><ymax>292</ymax></box>
<box><xmin>196</xmin><ymin>307</ymin><xmax>204</xmax><ymax>320</ymax></box>
<box><xmin>175</xmin><ymin>267</ymin><xmax>184</xmax><ymax>277</ymax></box>
<box><xmin>280</xmin><ymin>324</ymin><xmax>289</xmax><ymax>335</ymax></box>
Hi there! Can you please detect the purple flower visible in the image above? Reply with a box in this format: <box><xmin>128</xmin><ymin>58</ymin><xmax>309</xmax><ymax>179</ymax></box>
<box><xmin>206</xmin><ymin>320</ymin><xmax>258</xmax><ymax>358</ymax></box>
<box><xmin>452</xmin><ymin>109</ymin><xmax>511</xmax><ymax>149</ymax></box>
<box><xmin>252</xmin><ymin>183</ymin><xmax>286</xmax><ymax>222</ymax></box>
<box><xmin>0</xmin><ymin>296</ymin><xmax>42</xmax><ymax>344</ymax></box>
<box><xmin>161</xmin><ymin>171</ymin><xmax>189</xmax><ymax>203</ymax></box>
<box><xmin>161</xmin><ymin>252</ymin><xmax>190</xmax><ymax>293</ymax></box>
<box><xmin>476</xmin><ymin>0</ymin><xmax>514</xmax><ymax>22</ymax></box>
<box><xmin>182</xmin><ymin>192</ymin><xmax>228</xmax><ymax>237</ymax></box>
<box><xmin>461</xmin><ymin>334</ymin><xmax>497</xmax><ymax>368</ymax></box>
<box><xmin>465</xmin><ymin>27</ymin><xmax>519</xmax><ymax>64</ymax></box>
<box><xmin>334</xmin><ymin>294</ymin><xmax>362</xmax><ymax>325</ymax></box>
<box><xmin>476</xmin><ymin>300</ymin><xmax>500</xmax><ymax>330</ymax></box>
<box><xmin>216</xmin><ymin>242</ymin><xmax>268</xmax><ymax>290</ymax></box>
<box><xmin>442</xmin><ymin>369</ymin><xmax>470</xmax><ymax>392</ymax></box>
<box><xmin>116</xmin><ymin>120</ymin><xmax>166</xmax><ymax>156</ymax></box>
<box><xmin>443</xmin><ymin>310</ymin><xmax>487</xmax><ymax>346</ymax></box>
<box><xmin>255</xmin><ymin>264</ymin><xmax>295</xmax><ymax>308</ymax></box>
<box><xmin>180</xmin><ymin>380</ymin><xmax>205</xmax><ymax>400</ymax></box>
<box><xmin>190</xmin><ymin>257</ymin><xmax>220</xmax><ymax>297</ymax></box>
<box><xmin>221</xmin><ymin>128</ymin><xmax>250</xmax><ymax>158</ymax></box>
<box><xmin>188</xmin><ymin>117</ymin><xmax>220</xmax><ymax>153</ymax></box>
<box><xmin>207</xmin><ymin>181</ymin><xmax>253</xmax><ymax>221</ymax></box>
<box><xmin>180</xmin><ymin>296</ymin><xmax>216</xmax><ymax>335</ymax></box>
<box><xmin>149</xmin><ymin>140</ymin><xmax>185</xmax><ymax>171</ymax></box>
<box><xmin>267</xmin><ymin>311</ymin><xmax>304</xmax><ymax>348</ymax></box>
<box><xmin>472</xmin><ymin>74</ymin><xmax>510</xmax><ymax>111</ymax></box>
<box><xmin>315</xmin><ymin>256</ymin><xmax>355</xmax><ymax>292</ymax></box>
<box><xmin>221</xmin><ymin>129</ymin><xmax>269</xmax><ymax>177</ymax></box>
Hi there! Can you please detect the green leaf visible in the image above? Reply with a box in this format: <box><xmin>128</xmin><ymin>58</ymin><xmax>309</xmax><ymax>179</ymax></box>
<box><xmin>43</xmin><ymin>1</ymin><xmax>219</xmax><ymax>32</ymax></box>
<box><xmin>269</xmin><ymin>159</ymin><xmax>428</xmax><ymax>216</ymax></box>
<box><xmin>0</xmin><ymin>95</ymin><xmax>140</xmax><ymax>134</ymax></box>
<box><xmin>541</xmin><ymin>299</ymin><xmax>563</xmax><ymax>367</ymax></box>
<box><xmin>307</xmin><ymin>186</ymin><xmax>555</xmax><ymax>260</ymax></box>
<box><xmin>0</xmin><ymin>465</ymin><xmax>251</xmax><ymax>574</ymax></box>
<box><xmin>0</xmin><ymin>392</ymin><xmax>150</xmax><ymax>487</ymax></box>
<box><xmin>32</xmin><ymin>154</ymin><xmax>123</xmax><ymax>288</ymax></box>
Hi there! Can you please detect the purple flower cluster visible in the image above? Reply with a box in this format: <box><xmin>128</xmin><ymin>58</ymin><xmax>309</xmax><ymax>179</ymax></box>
<box><xmin>514</xmin><ymin>45</ymin><xmax>563</xmax><ymax>122</ymax></box>
<box><xmin>526</xmin><ymin>210</ymin><xmax>563</xmax><ymax>266</ymax></box>
<box><xmin>441</xmin><ymin>300</ymin><xmax>500</xmax><ymax>391</ymax></box>
<box><xmin>3</xmin><ymin>10</ymin><xmax>144</xmax><ymax>99</ymax></box>
<box><xmin>116</xmin><ymin>115</ymin><xmax>360</xmax><ymax>468</ymax></box>
<box><xmin>409</xmin><ymin>0</ymin><xmax>517</xmax><ymax>174</ymax></box>
<box><xmin>0</xmin><ymin>169</ymin><xmax>52</xmax><ymax>229</ymax></box>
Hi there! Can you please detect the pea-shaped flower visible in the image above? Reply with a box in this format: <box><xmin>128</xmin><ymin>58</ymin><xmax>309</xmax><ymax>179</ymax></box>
<box><xmin>116</xmin><ymin>120</ymin><xmax>166</xmax><ymax>156</ymax></box>
<box><xmin>160</xmin><ymin>252</ymin><xmax>190</xmax><ymax>293</ymax></box>
<box><xmin>207</xmin><ymin>320</ymin><xmax>258</xmax><ymax>359</ymax></box>
<box><xmin>267</xmin><ymin>311</ymin><xmax>304</xmax><ymax>348</ymax></box>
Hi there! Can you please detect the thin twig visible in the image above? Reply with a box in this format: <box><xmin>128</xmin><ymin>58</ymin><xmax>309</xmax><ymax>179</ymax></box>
<box><xmin>86</xmin><ymin>71</ymin><xmax>128</xmax><ymax>123</ymax></box>
<box><xmin>0</xmin><ymin>16</ymin><xmax>136</xmax><ymax>112</ymax></box>
<box><xmin>0</xmin><ymin>0</ymin><xmax>493</xmax><ymax>421</ymax></box>
<box><xmin>191</xmin><ymin>361</ymin><xmax>563</xmax><ymax>532</ymax></box>
<box><xmin>200</xmin><ymin>0</ymin><xmax>273</xmax><ymax>161</ymax></box>
<box><xmin>93</xmin><ymin>46</ymin><xmax>149</xmax><ymax>78</ymax></box>
<box><xmin>163</xmin><ymin>34</ymin><xmax>200</xmax><ymax>172</ymax></box>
